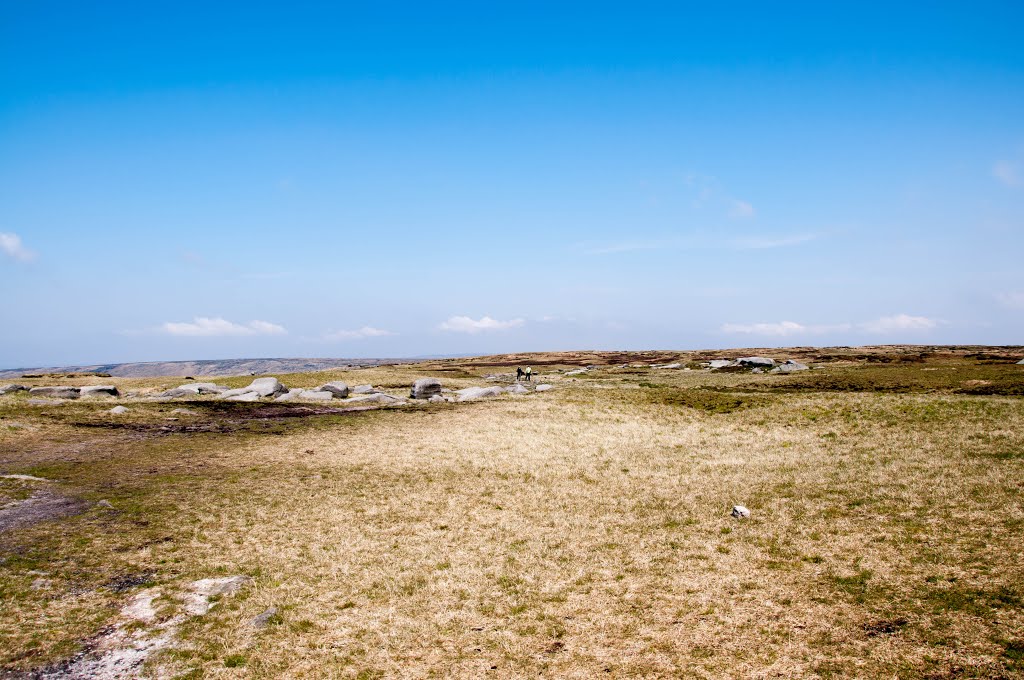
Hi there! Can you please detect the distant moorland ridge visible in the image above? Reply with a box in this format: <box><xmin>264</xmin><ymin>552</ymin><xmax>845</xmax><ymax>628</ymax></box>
<box><xmin>3</xmin><ymin>345</ymin><xmax>1022</xmax><ymax>379</ymax></box>
<box><xmin>0</xmin><ymin>357</ymin><xmax>418</xmax><ymax>379</ymax></box>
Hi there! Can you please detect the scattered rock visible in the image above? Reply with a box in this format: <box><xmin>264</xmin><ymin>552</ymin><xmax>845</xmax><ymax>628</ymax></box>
<box><xmin>249</xmin><ymin>377</ymin><xmax>287</xmax><ymax>397</ymax></box>
<box><xmin>96</xmin><ymin>500</ymin><xmax>115</xmax><ymax>509</ymax></box>
<box><xmin>1018</xmin><ymin>358</ymin><xmax>1024</xmax><ymax>365</ymax></box>
<box><xmin>31</xmin><ymin>577</ymin><xmax>52</xmax><ymax>590</ymax></box>
<box><xmin>565</xmin><ymin>369</ymin><xmax>587</xmax><ymax>376</ymax></box>
<box><xmin>428</xmin><ymin>395</ymin><xmax>447</xmax><ymax>403</ymax></box>
<box><xmin>707</xmin><ymin>360</ymin><xmax>732</xmax><ymax>369</ymax></box>
<box><xmin>346</xmin><ymin>393</ymin><xmax>402</xmax><ymax>404</ymax></box>
<box><xmin>411</xmin><ymin>378</ymin><xmax>442</xmax><ymax>399</ymax></box>
<box><xmin>505</xmin><ymin>383</ymin><xmax>529</xmax><ymax>394</ymax></box>
<box><xmin>166</xmin><ymin>382</ymin><xmax>227</xmax><ymax>395</ymax></box>
<box><xmin>108</xmin><ymin>406</ymin><xmax>129</xmax><ymax>415</ymax></box>
<box><xmin>654</xmin><ymin>363</ymin><xmax>682</xmax><ymax>369</ymax></box>
<box><xmin>225</xmin><ymin>392</ymin><xmax>260</xmax><ymax>402</ymax></box>
<box><xmin>736</xmin><ymin>357</ymin><xmax>775</xmax><ymax>367</ymax></box>
<box><xmin>80</xmin><ymin>385</ymin><xmax>120</xmax><ymax>398</ymax></box>
<box><xmin>298</xmin><ymin>390</ymin><xmax>333</xmax><ymax>402</ymax></box>
<box><xmin>454</xmin><ymin>386</ymin><xmax>505</xmax><ymax>402</ymax></box>
<box><xmin>251</xmin><ymin>606</ymin><xmax>278</xmax><ymax>629</ymax></box>
<box><xmin>351</xmin><ymin>384</ymin><xmax>378</xmax><ymax>394</ymax></box>
<box><xmin>274</xmin><ymin>389</ymin><xmax>303</xmax><ymax>402</ymax></box>
<box><xmin>772</xmin><ymin>360</ymin><xmax>809</xmax><ymax>373</ymax></box>
<box><xmin>28</xmin><ymin>386</ymin><xmax>81</xmax><ymax>399</ymax></box>
<box><xmin>316</xmin><ymin>381</ymin><xmax>350</xmax><ymax>398</ymax></box>
<box><xmin>751</xmin><ymin>367</ymin><xmax>764</xmax><ymax>374</ymax></box>
<box><xmin>0</xmin><ymin>384</ymin><xmax>27</xmax><ymax>395</ymax></box>
<box><xmin>731</xmin><ymin>505</ymin><xmax>751</xmax><ymax>519</ymax></box>
<box><xmin>535</xmin><ymin>384</ymin><xmax>553</xmax><ymax>392</ymax></box>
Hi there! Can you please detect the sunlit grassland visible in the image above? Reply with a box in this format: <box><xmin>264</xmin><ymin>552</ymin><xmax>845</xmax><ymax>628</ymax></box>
<box><xmin>0</xmin><ymin>354</ymin><xmax>1022</xmax><ymax>677</ymax></box>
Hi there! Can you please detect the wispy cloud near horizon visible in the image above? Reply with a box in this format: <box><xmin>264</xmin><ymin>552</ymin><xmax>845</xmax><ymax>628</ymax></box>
<box><xmin>439</xmin><ymin>315</ymin><xmax>525</xmax><ymax>333</ymax></box>
<box><xmin>160</xmin><ymin>317</ymin><xmax>287</xmax><ymax>337</ymax></box>
<box><xmin>321</xmin><ymin>326</ymin><xmax>395</xmax><ymax>341</ymax></box>
<box><xmin>722</xmin><ymin>314</ymin><xmax>939</xmax><ymax>336</ymax></box>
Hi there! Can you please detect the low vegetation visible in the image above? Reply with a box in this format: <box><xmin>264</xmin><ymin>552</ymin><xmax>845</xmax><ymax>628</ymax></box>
<box><xmin>1</xmin><ymin>348</ymin><xmax>1022</xmax><ymax>677</ymax></box>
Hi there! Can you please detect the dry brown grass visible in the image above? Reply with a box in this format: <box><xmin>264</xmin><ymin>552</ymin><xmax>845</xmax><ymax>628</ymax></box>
<box><xmin>0</xmin><ymin>352</ymin><xmax>1022</xmax><ymax>678</ymax></box>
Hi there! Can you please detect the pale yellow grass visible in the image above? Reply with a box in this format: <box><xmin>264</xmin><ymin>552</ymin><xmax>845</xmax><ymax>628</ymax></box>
<box><xmin>132</xmin><ymin>390</ymin><xmax>1023</xmax><ymax>678</ymax></box>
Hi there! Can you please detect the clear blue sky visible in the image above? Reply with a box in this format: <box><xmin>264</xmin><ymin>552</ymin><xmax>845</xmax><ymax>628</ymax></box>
<box><xmin>2</xmin><ymin>2</ymin><xmax>1023</xmax><ymax>366</ymax></box>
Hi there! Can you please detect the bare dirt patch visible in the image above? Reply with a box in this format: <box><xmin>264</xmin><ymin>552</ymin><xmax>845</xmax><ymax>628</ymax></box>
<box><xmin>0</xmin><ymin>490</ymin><xmax>86</xmax><ymax>536</ymax></box>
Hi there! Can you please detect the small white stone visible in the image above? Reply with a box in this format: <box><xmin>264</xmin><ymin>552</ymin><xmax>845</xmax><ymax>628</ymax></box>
<box><xmin>731</xmin><ymin>505</ymin><xmax>751</xmax><ymax>519</ymax></box>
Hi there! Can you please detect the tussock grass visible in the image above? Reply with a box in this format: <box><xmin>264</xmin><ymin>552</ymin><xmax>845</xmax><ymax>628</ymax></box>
<box><xmin>0</xmin><ymin>351</ymin><xmax>1022</xmax><ymax>677</ymax></box>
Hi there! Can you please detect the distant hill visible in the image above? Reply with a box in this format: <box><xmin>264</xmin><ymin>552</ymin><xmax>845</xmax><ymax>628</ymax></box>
<box><xmin>0</xmin><ymin>357</ymin><xmax>418</xmax><ymax>379</ymax></box>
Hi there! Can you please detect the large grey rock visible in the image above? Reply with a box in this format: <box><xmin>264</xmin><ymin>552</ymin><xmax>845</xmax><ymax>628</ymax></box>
<box><xmin>772</xmin><ymin>360</ymin><xmax>809</xmax><ymax>373</ymax></box>
<box><xmin>248</xmin><ymin>377</ymin><xmax>286</xmax><ymax>397</ymax></box>
<box><xmin>654</xmin><ymin>363</ymin><xmax>682</xmax><ymax>369</ymax></box>
<box><xmin>351</xmin><ymin>384</ymin><xmax>378</xmax><ymax>394</ymax></box>
<box><xmin>316</xmin><ymin>381</ymin><xmax>349</xmax><ymax>398</ymax></box>
<box><xmin>274</xmin><ymin>389</ymin><xmax>303</xmax><ymax>402</ymax></box>
<box><xmin>80</xmin><ymin>385</ymin><xmax>120</xmax><ymax>398</ymax></box>
<box><xmin>219</xmin><ymin>387</ymin><xmax>255</xmax><ymax>399</ymax></box>
<box><xmin>298</xmin><ymin>390</ymin><xmax>333</xmax><ymax>402</ymax></box>
<box><xmin>1017</xmin><ymin>358</ymin><xmax>1024</xmax><ymax>365</ymax></box>
<box><xmin>171</xmin><ymin>382</ymin><xmax>227</xmax><ymax>395</ymax></box>
<box><xmin>410</xmin><ymin>378</ymin><xmax>442</xmax><ymax>399</ymax></box>
<box><xmin>736</xmin><ymin>357</ymin><xmax>775</xmax><ymax>367</ymax></box>
<box><xmin>28</xmin><ymin>386</ymin><xmax>80</xmax><ymax>399</ymax></box>
<box><xmin>346</xmin><ymin>393</ymin><xmax>402</xmax><ymax>404</ymax></box>
<box><xmin>535</xmin><ymin>384</ymin><xmax>553</xmax><ymax>392</ymax></box>
<box><xmin>455</xmin><ymin>386</ymin><xmax>505</xmax><ymax>402</ymax></box>
<box><xmin>226</xmin><ymin>391</ymin><xmax>260</xmax><ymax>402</ymax></box>
<box><xmin>707</xmin><ymin>360</ymin><xmax>732</xmax><ymax>369</ymax></box>
<box><xmin>108</xmin><ymin>405</ymin><xmax>129</xmax><ymax>415</ymax></box>
<box><xmin>0</xmin><ymin>384</ymin><xmax>27</xmax><ymax>395</ymax></box>
<box><xmin>505</xmin><ymin>383</ymin><xmax>529</xmax><ymax>394</ymax></box>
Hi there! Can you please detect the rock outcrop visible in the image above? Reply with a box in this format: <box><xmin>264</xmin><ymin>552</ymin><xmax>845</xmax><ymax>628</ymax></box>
<box><xmin>316</xmin><ymin>381</ymin><xmax>350</xmax><ymax>398</ymax></box>
<box><xmin>410</xmin><ymin>378</ymin><xmax>442</xmax><ymax>399</ymax></box>
<box><xmin>28</xmin><ymin>386</ymin><xmax>81</xmax><ymax>399</ymax></box>
<box><xmin>80</xmin><ymin>385</ymin><xmax>120</xmax><ymax>398</ymax></box>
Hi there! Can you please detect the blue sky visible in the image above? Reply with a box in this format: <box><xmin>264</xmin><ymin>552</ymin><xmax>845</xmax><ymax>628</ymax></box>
<box><xmin>2</xmin><ymin>2</ymin><xmax>1023</xmax><ymax>366</ymax></box>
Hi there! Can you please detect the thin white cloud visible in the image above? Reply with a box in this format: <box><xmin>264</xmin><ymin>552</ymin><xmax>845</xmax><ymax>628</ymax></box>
<box><xmin>0</xmin><ymin>232</ymin><xmax>35</xmax><ymax>262</ymax></box>
<box><xmin>322</xmin><ymin>326</ymin><xmax>395</xmax><ymax>341</ymax></box>
<box><xmin>439</xmin><ymin>315</ymin><xmax>525</xmax><ymax>334</ymax></box>
<box><xmin>731</xmin><ymin>233</ymin><xmax>818</xmax><ymax>249</ymax></box>
<box><xmin>993</xmin><ymin>160</ymin><xmax>1023</xmax><ymax>188</ymax></box>
<box><xmin>724</xmin><ymin>321</ymin><xmax>811</xmax><ymax>337</ymax></box>
<box><xmin>722</xmin><ymin>314</ymin><xmax>938</xmax><ymax>336</ymax></box>
<box><xmin>729</xmin><ymin>200</ymin><xmax>756</xmax><ymax>219</ymax></box>
<box><xmin>160</xmin><ymin>317</ymin><xmax>287</xmax><ymax>337</ymax></box>
<box><xmin>859</xmin><ymin>314</ymin><xmax>937</xmax><ymax>333</ymax></box>
<box><xmin>995</xmin><ymin>291</ymin><xmax>1024</xmax><ymax>310</ymax></box>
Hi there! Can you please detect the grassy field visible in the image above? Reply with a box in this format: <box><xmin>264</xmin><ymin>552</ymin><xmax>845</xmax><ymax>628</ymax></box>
<box><xmin>1</xmin><ymin>348</ymin><xmax>1023</xmax><ymax>678</ymax></box>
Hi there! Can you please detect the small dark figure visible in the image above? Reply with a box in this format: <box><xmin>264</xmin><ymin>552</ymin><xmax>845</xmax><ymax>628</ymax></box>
<box><xmin>516</xmin><ymin>367</ymin><xmax>524</xmax><ymax>381</ymax></box>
